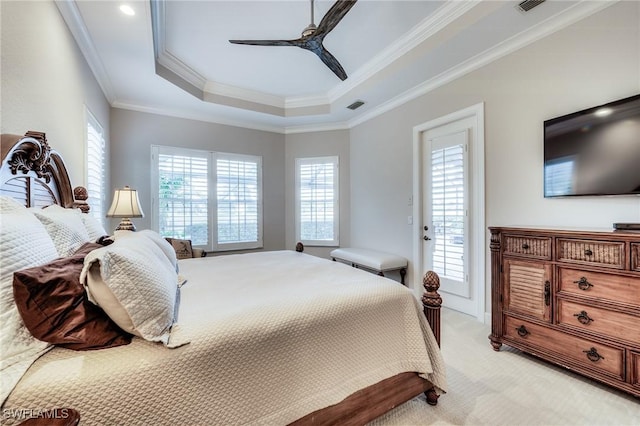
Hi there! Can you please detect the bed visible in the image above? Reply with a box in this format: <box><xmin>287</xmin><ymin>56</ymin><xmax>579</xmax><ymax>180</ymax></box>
<box><xmin>0</xmin><ymin>132</ymin><xmax>446</xmax><ymax>425</ymax></box>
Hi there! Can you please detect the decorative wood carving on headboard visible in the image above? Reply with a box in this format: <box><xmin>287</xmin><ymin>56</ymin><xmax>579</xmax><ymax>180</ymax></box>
<box><xmin>0</xmin><ymin>131</ymin><xmax>88</xmax><ymax>211</ymax></box>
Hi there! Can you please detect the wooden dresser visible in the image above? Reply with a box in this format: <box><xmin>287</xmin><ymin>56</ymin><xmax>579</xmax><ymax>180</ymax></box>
<box><xmin>489</xmin><ymin>227</ymin><xmax>640</xmax><ymax>398</ymax></box>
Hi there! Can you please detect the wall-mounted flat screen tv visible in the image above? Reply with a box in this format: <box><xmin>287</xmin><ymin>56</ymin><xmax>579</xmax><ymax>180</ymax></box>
<box><xmin>544</xmin><ymin>94</ymin><xmax>640</xmax><ymax>197</ymax></box>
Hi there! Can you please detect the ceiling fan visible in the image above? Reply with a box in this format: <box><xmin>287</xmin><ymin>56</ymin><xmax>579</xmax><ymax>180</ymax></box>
<box><xmin>229</xmin><ymin>0</ymin><xmax>358</xmax><ymax>81</ymax></box>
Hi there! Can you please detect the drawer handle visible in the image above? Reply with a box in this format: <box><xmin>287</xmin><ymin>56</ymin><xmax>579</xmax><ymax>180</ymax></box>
<box><xmin>573</xmin><ymin>277</ymin><xmax>593</xmax><ymax>291</ymax></box>
<box><xmin>573</xmin><ymin>310</ymin><xmax>594</xmax><ymax>325</ymax></box>
<box><xmin>516</xmin><ymin>325</ymin><xmax>529</xmax><ymax>337</ymax></box>
<box><xmin>584</xmin><ymin>248</ymin><xmax>593</xmax><ymax>256</ymax></box>
<box><xmin>583</xmin><ymin>347</ymin><xmax>604</xmax><ymax>362</ymax></box>
<box><xmin>522</xmin><ymin>243</ymin><xmax>530</xmax><ymax>250</ymax></box>
<box><xmin>544</xmin><ymin>281</ymin><xmax>550</xmax><ymax>306</ymax></box>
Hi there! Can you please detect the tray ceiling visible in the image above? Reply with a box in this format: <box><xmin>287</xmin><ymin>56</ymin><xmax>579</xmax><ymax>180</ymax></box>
<box><xmin>57</xmin><ymin>0</ymin><xmax>615</xmax><ymax>133</ymax></box>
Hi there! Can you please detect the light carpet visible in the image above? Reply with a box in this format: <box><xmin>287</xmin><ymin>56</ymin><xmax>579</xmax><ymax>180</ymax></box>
<box><xmin>370</xmin><ymin>308</ymin><xmax>639</xmax><ymax>425</ymax></box>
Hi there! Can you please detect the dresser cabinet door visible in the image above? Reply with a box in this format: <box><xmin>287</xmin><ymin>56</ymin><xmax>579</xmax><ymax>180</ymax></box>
<box><xmin>504</xmin><ymin>259</ymin><xmax>552</xmax><ymax>322</ymax></box>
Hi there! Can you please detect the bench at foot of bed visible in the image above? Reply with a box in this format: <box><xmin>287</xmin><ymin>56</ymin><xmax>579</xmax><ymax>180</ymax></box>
<box><xmin>330</xmin><ymin>248</ymin><xmax>408</xmax><ymax>284</ymax></box>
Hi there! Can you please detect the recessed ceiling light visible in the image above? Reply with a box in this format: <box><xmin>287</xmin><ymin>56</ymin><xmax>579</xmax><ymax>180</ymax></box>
<box><xmin>594</xmin><ymin>108</ymin><xmax>612</xmax><ymax>117</ymax></box>
<box><xmin>119</xmin><ymin>5</ymin><xmax>135</xmax><ymax>16</ymax></box>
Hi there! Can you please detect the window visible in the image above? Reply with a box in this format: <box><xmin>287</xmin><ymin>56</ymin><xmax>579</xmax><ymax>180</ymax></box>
<box><xmin>431</xmin><ymin>143</ymin><xmax>466</xmax><ymax>282</ymax></box>
<box><xmin>295</xmin><ymin>156</ymin><xmax>339</xmax><ymax>246</ymax></box>
<box><xmin>215</xmin><ymin>154</ymin><xmax>261</xmax><ymax>249</ymax></box>
<box><xmin>86</xmin><ymin>109</ymin><xmax>106</xmax><ymax>226</ymax></box>
<box><xmin>155</xmin><ymin>147</ymin><xmax>209</xmax><ymax>246</ymax></box>
<box><xmin>151</xmin><ymin>146</ymin><xmax>262</xmax><ymax>251</ymax></box>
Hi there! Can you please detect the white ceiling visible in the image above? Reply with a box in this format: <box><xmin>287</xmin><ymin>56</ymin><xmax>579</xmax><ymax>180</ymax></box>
<box><xmin>56</xmin><ymin>0</ymin><xmax>616</xmax><ymax>134</ymax></box>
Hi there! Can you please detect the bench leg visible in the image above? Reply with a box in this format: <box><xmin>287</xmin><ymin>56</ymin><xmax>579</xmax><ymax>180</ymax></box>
<box><xmin>400</xmin><ymin>268</ymin><xmax>406</xmax><ymax>285</ymax></box>
<box><xmin>377</xmin><ymin>271</ymin><xmax>384</xmax><ymax>277</ymax></box>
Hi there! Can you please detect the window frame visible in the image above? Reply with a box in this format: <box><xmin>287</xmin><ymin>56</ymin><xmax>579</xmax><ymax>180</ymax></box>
<box><xmin>151</xmin><ymin>145</ymin><xmax>263</xmax><ymax>252</ymax></box>
<box><xmin>295</xmin><ymin>156</ymin><xmax>340</xmax><ymax>247</ymax></box>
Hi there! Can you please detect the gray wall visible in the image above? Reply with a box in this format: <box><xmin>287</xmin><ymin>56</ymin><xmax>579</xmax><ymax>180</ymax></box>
<box><xmin>1</xmin><ymin>0</ymin><xmax>110</xmax><ymax>188</ymax></box>
<box><xmin>109</xmin><ymin>108</ymin><xmax>286</xmax><ymax>251</ymax></box>
<box><xmin>285</xmin><ymin>130</ymin><xmax>350</xmax><ymax>258</ymax></box>
<box><xmin>349</xmin><ymin>2</ymin><xmax>640</xmax><ymax>311</ymax></box>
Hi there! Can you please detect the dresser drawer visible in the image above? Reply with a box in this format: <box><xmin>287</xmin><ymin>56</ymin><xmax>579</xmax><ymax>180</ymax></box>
<box><xmin>503</xmin><ymin>235</ymin><xmax>551</xmax><ymax>259</ymax></box>
<box><xmin>504</xmin><ymin>316</ymin><xmax>624</xmax><ymax>379</ymax></box>
<box><xmin>557</xmin><ymin>239</ymin><xmax>624</xmax><ymax>269</ymax></box>
<box><xmin>557</xmin><ymin>268</ymin><xmax>640</xmax><ymax>307</ymax></box>
<box><xmin>557</xmin><ymin>299</ymin><xmax>640</xmax><ymax>345</ymax></box>
<box><xmin>632</xmin><ymin>243</ymin><xmax>640</xmax><ymax>272</ymax></box>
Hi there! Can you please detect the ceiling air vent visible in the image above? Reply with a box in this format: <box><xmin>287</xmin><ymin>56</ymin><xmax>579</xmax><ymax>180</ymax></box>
<box><xmin>517</xmin><ymin>0</ymin><xmax>545</xmax><ymax>12</ymax></box>
<box><xmin>347</xmin><ymin>100</ymin><xmax>365</xmax><ymax>110</ymax></box>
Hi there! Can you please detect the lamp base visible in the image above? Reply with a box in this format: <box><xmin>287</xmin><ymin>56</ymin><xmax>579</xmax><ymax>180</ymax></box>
<box><xmin>115</xmin><ymin>218</ymin><xmax>136</xmax><ymax>231</ymax></box>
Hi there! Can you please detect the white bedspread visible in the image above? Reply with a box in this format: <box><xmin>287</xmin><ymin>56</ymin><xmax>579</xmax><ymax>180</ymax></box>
<box><xmin>2</xmin><ymin>251</ymin><xmax>446</xmax><ymax>425</ymax></box>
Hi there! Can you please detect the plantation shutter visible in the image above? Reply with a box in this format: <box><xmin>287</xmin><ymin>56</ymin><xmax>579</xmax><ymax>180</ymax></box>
<box><xmin>156</xmin><ymin>148</ymin><xmax>209</xmax><ymax>246</ymax></box>
<box><xmin>431</xmin><ymin>144</ymin><xmax>465</xmax><ymax>281</ymax></box>
<box><xmin>215</xmin><ymin>153</ymin><xmax>262</xmax><ymax>248</ymax></box>
<box><xmin>86</xmin><ymin>111</ymin><xmax>106</xmax><ymax>225</ymax></box>
<box><xmin>296</xmin><ymin>157</ymin><xmax>339</xmax><ymax>246</ymax></box>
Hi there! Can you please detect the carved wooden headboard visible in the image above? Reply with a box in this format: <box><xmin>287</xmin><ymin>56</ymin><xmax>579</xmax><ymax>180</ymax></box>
<box><xmin>0</xmin><ymin>131</ymin><xmax>89</xmax><ymax>211</ymax></box>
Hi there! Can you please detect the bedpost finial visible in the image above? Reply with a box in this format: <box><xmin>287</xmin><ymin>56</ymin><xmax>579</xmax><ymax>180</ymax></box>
<box><xmin>295</xmin><ymin>242</ymin><xmax>304</xmax><ymax>252</ymax></box>
<box><xmin>422</xmin><ymin>271</ymin><xmax>442</xmax><ymax>307</ymax></box>
<box><xmin>422</xmin><ymin>270</ymin><xmax>442</xmax><ymax>347</ymax></box>
<box><xmin>73</xmin><ymin>186</ymin><xmax>90</xmax><ymax>213</ymax></box>
<box><xmin>74</xmin><ymin>186</ymin><xmax>88</xmax><ymax>200</ymax></box>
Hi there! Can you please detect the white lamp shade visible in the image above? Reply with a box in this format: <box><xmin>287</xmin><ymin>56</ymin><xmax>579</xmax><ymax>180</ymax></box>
<box><xmin>106</xmin><ymin>186</ymin><xmax>144</xmax><ymax>218</ymax></box>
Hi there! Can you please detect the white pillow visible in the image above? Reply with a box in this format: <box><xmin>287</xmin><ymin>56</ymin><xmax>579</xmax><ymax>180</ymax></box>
<box><xmin>0</xmin><ymin>195</ymin><xmax>26</xmax><ymax>212</ymax></box>
<box><xmin>115</xmin><ymin>229</ymin><xmax>178</xmax><ymax>272</ymax></box>
<box><xmin>31</xmin><ymin>204</ymin><xmax>91</xmax><ymax>257</ymax></box>
<box><xmin>80</xmin><ymin>232</ymin><xmax>179</xmax><ymax>343</ymax></box>
<box><xmin>81</xmin><ymin>214</ymin><xmax>108</xmax><ymax>241</ymax></box>
<box><xmin>0</xmin><ymin>210</ymin><xmax>58</xmax><ymax>404</ymax></box>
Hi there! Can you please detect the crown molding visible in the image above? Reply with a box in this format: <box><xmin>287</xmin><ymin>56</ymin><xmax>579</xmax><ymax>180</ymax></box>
<box><xmin>112</xmin><ymin>100</ymin><xmax>286</xmax><ymax>134</ymax></box>
<box><xmin>112</xmin><ymin>99</ymin><xmax>350</xmax><ymax>135</ymax></box>
<box><xmin>148</xmin><ymin>0</ymin><xmax>481</xmax><ymax>117</ymax></box>
<box><xmin>204</xmin><ymin>81</ymin><xmax>285</xmax><ymax>109</ymax></box>
<box><xmin>347</xmin><ymin>0</ymin><xmax>618</xmax><ymax>129</ymax></box>
<box><xmin>284</xmin><ymin>121</ymin><xmax>350</xmax><ymax>135</ymax></box>
<box><xmin>54</xmin><ymin>0</ymin><xmax>116</xmax><ymax>103</ymax></box>
<box><xmin>59</xmin><ymin>0</ymin><xmax>618</xmax><ymax>135</ymax></box>
<box><xmin>328</xmin><ymin>0</ymin><xmax>481</xmax><ymax>102</ymax></box>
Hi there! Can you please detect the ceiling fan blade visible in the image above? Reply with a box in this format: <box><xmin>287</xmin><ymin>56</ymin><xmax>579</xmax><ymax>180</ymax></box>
<box><xmin>315</xmin><ymin>0</ymin><xmax>358</xmax><ymax>37</ymax></box>
<box><xmin>314</xmin><ymin>46</ymin><xmax>347</xmax><ymax>81</ymax></box>
<box><xmin>229</xmin><ymin>39</ymin><xmax>302</xmax><ymax>47</ymax></box>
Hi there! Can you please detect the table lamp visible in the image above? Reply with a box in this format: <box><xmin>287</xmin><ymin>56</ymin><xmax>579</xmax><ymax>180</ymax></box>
<box><xmin>106</xmin><ymin>186</ymin><xmax>144</xmax><ymax>231</ymax></box>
